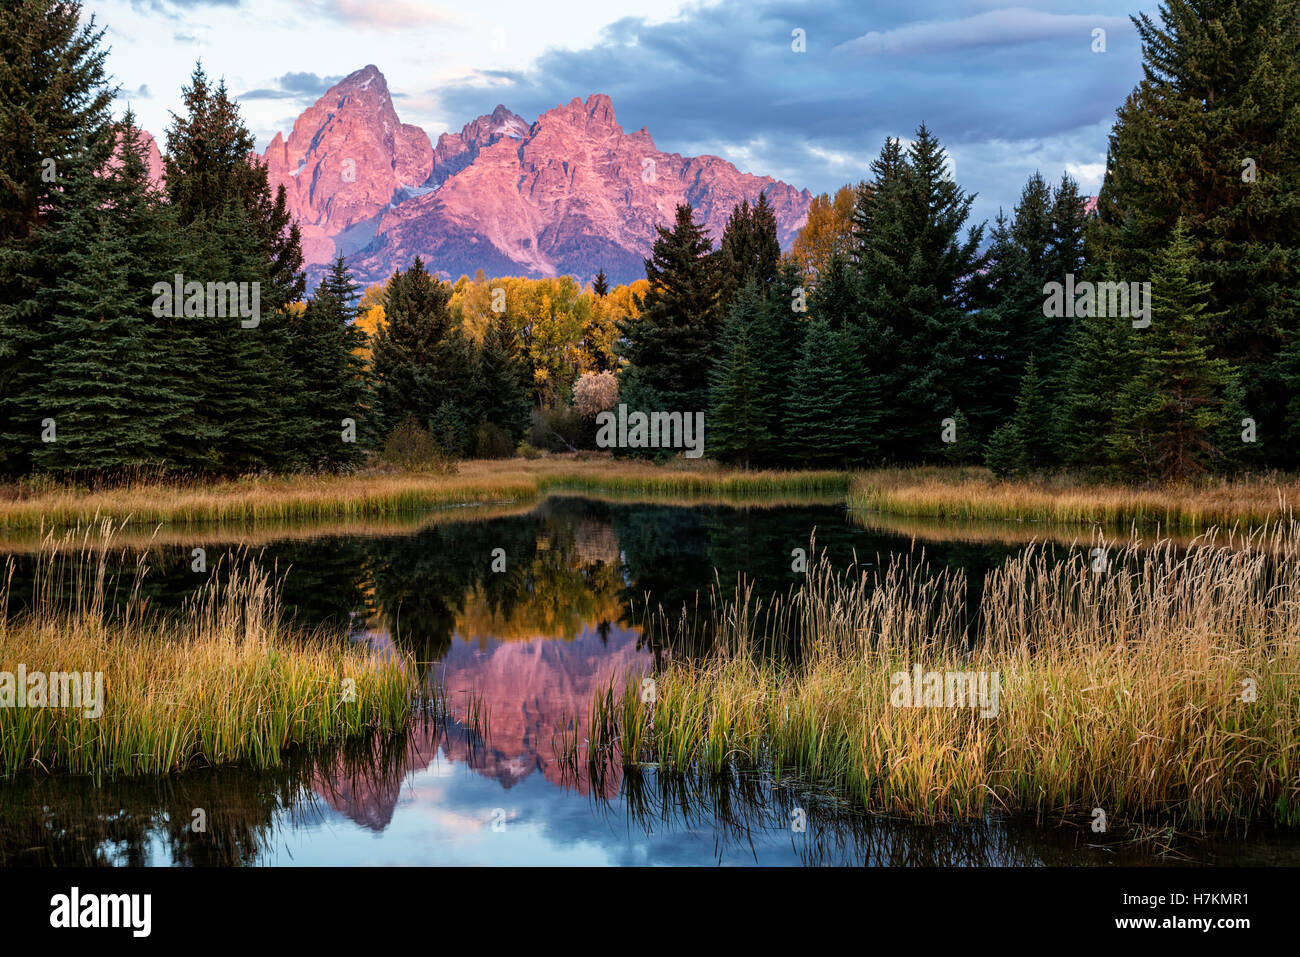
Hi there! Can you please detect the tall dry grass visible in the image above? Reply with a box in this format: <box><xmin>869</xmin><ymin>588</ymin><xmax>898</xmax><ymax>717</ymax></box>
<box><xmin>587</xmin><ymin>525</ymin><xmax>1300</xmax><ymax>827</ymax></box>
<box><xmin>850</xmin><ymin>467</ymin><xmax>1298</xmax><ymax>530</ymax></box>
<box><xmin>0</xmin><ymin>523</ymin><xmax>413</xmax><ymax>775</ymax></box>
<box><xmin>0</xmin><ymin>458</ymin><xmax>851</xmax><ymax>530</ymax></box>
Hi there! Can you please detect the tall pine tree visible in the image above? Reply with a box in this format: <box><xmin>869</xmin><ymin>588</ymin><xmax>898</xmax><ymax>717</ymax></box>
<box><xmin>1091</xmin><ymin>0</ymin><xmax>1300</xmax><ymax>468</ymax></box>
<box><xmin>1110</xmin><ymin>222</ymin><xmax>1234</xmax><ymax>481</ymax></box>
<box><xmin>620</xmin><ymin>204</ymin><xmax>721</xmax><ymax>413</ymax></box>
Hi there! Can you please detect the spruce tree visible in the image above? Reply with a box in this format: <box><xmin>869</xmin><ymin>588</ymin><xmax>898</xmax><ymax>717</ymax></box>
<box><xmin>286</xmin><ymin>255</ymin><xmax>369</xmax><ymax>470</ymax></box>
<box><xmin>476</xmin><ymin>312</ymin><xmax>531</xmax><ymax>449</ymax></box>
<box><xmin>1056</xmin><ymin>268</ymin><xmax>1141</xmax><ymax>475</ymax></box>
<box><xmin>708</xmin><ymin>284</ymin><xmax>774</xmax><ymax>467</ymax></box>
<box><xmin>0</xmin><ymin>0</ymin><xmax>117</xmax><ymax>475</ymax></box>
<box><xmin>1091</xmin><ymin>0</ymin><xmax>1300</xmax><ymax>468</ymax></box>
<box><xmin>592</xmin><ymin>268</ymin><xmax>609</xmax><ymax>297</ymax></box>
<box><xmin>786</xmin><ymin>320</ymin><xmax>874</xmax><ymax>467</ymax></box>
<box><xmin>716</xmin><ymin>193</ymin><xmax>781</xmax><ymax>313</ymax></box>
<box><xmin>162</xmin><ymin>64</ymin><xmax>305</xmax><ymax>473</ymax></box>
<box><xmin>967</xmin><ymin>210</ymin><xmax>1037</xmax><ymax>443</ymax></box>
<box><xmin>620</xmin><ymin>204</ymin><xmax>720</xmax><ymax>413</ymax></box>
<box><xmin>14</xmin><ymin>120</ymin><xmax>185</xmax><ymax>474</ymax></box>
<box><xmin>983</xmin><ymin>357</ymin><xmax>1051</xmax><ymax>479</ymax></box>
<box><xmin>372</xmin><ymin>258</ymin><xmax>475</xmax><ymax>438</ymax></box>
<box><xmin>752</xmin><ymin>259</ymin><xmax>809</xmax><ymax>459</ymax></box>
<box><xmin>855</xmin><ymin>126</ymin><xmax>987</xmax><ymax>462</ymax></box>
<box><xmin>1110</xmin><ymin>222</ymin><xmax>1233</xmax><ymax>481</ymax></box>
<box><xmin>809</xmin><ymin>250</ymin><xmax>860</xmax><ymax>331</ymax></box>
<box><xmin>850</xmin><ymin>137</ymin><xmax>906</xmax><ymax>265</ymax></box>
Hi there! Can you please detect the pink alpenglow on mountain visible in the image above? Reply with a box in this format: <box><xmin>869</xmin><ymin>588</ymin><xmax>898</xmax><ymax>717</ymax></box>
<box><xmin>262</xmin><ymin>65</ymin><xmax>433</xmax><ymax>269</ymax></box>
<box><xmin>259</xmin><ymin>66</ymin><xmax>812</xmax><ymax>286</ymax></box>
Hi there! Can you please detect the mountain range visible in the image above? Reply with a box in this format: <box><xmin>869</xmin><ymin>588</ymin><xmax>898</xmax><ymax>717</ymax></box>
<box><xmin>255</xmin><ymin>65</ymin><xmax>813</xmax><ymax>287</ymax></box>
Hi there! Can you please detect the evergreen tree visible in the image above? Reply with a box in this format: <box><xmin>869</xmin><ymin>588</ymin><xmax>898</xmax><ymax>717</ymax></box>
<box><xmin>0</xmin><ymin>0</ymin><xmax>116</xmax><ymax>243</ymax></box>
<box><xmin>0</xmin><ymin>0</ymin><xmax>118</xmax><ymax>474</ymax></box>
<box><xmin>939</xmin><ymin>408</ymin><xmax>978</xmax><ymax>465</ymax></box>
<box><xmin>983</xmin><ymin>357</ymin><xmax>1052</xmax><ymax>479</ymax></box>
<box><xmin>286</xmin><ymin>255</ymin><xmax>369</xmax><ymax>470</ymax></box>
<box><xmin>162</xmin><ymin>63</ymin><xmax>305</xmax><ymax>473</ymax></box>
<box><xmin>1048</xmin><ymin>173</ymin><xmax>1088</xmax><ymax>281</ymax></box>
<box><xmin>14</xmin><ymin>120</ymin><xmax>186</xmax><ymax>474</ymax></box>
<box><xmin>372</xmin><ymin>258</ymin><xmax>475</xmax><ymax>438</ymax></box>
<box><xmin>1056</xmin><ymin>269</ymin><xmax>1141</xmax><ymax>474</ymax></box>
<box><xmin>1215</xmin><ymin>374</ymin><xmax>1264</xmax><ymax>471</ymax></box>
<box><xmin>475</xmin><ymin>312</ymin><xmax>531</xmax><ymax>449</ymax></box>
<box><xmin>809</xmin><ymin>250</ymin><xmax>860</xmax><ymax>331</ymax></box>
<box><xmin>855</xmin><ymin>126</ymin><xmax>987</xmax><ymax>462</ymax></box>
<box><xmin>786</xmin><ymin>319</ymin><xmax>875</xmax><ymax>467</ymax></box>
<box><xmin>1110</xmin><ymin>222</ymin><xmax>1233</xmax><ymax>481</ymax></box>
<box><xmin>752</xmin><ymin>259</ymin><xmax>810</xmax><ymax>459</ymax></box>
<box><xmin>620</xmin><ymin>204</ymin><xmax>720</xmax><ymax>413</ymax></box>
<box><xmin>967</xmin><ymin>210</ymin><xmax>1037</xmax><ymax>443</ymax></box>
<box><xmin>592</xmin><ymin>268</ymin><xmax>609</xmax><ymax>297</ymax></box>
<box><xmin>428</xmin><ymin>400</ymin><xmax>468</xmax><ymax>458</ymax></box>
<box><xmin>983</xmin><ymin>421</ymin><xmax>1024</xmax><ymax>479</ymax></box>
<box><xmin>850</xmin><ymin>137</ymin><xmax>906</xmax><ymax>265</ymax></box>
<box><xmin>1091</xmin><ymin>0</ymin><xmax>1300</xmax><ymax>468</ymax></box>
<box><xmin>716</xmin><ymin>193</ymin><xmax>781</xmax><ymax>312</ymax></box>
<box><xmin>708</xmin><ymin>284</ymin><xmax>774</xmax><ymax>467</ymax></box>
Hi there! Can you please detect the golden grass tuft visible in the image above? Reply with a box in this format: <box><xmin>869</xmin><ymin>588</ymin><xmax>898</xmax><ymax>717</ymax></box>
<box><xmin>850</xmin><ymin>467</ymin><xmax>1299</xmax><ymax>530</ymax></box>
<box><xmin>587</xmin><ymin>525</ymin><xmax>1300</xmax><ymax>827</ymax></box>
<box><xmin>0</xmin><ymin>457</ymin><xmax>851</xmax><ymax>530</ymax></box>
<box><xmin>0</xmin><ymin>524</ymin><xmax>413</xmax><ymax>776</ymax></box>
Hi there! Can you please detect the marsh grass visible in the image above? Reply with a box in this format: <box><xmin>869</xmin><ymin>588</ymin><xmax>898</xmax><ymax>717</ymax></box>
<box><xmin>0</xmin><ymin>523</ymin><xmax>413</xmax><ymax>776</ymax></box>
<box><xmin>586</xmin><ymin>525</ymin><xmax>1300</xmax><ymax>828</ymax></box>
<box><xmin>0</xmin><ymin>459</ymin><xmax>852</xmax><ymax>531</ymax></box>
<box><xmin>850</xmin><ymin>467</ymin><xmax>1298</xmax><ymax>530</ymax></box>
<box><xmin>5</xmin><ymin>459</ymin><xmax>1295</xmax><ymax>535</ymax></box>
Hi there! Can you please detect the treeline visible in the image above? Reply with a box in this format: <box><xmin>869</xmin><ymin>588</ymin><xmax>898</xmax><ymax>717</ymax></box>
<box><xmin>3</xmin><ymin>0</ymin><xmax>1298</xmax><ymax>483</ymax></box>
<box><xmin>0</xmin><ymin>3</ymin><xmax>540</xmax><ymax>476</ymax></box>
<box><xmin>0</xmin><ymin>2</ymin><xmax>362</xmax><ymax>475</ymax></box>
<box><xmin>614</xmin><ymin>0</ymin><xmax>1299</xmax><ymax>480</ymax></box>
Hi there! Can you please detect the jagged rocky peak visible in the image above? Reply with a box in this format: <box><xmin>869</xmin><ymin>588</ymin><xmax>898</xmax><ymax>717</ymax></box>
<box><xmin>249</xmin><ymin>66</ymin><xmax>811</xmax><ymax>286</ymax></box>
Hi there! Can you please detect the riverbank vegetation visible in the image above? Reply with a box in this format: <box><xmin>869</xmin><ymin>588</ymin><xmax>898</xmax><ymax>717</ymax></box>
<box><xmin>2</xmin><ymin>457</ymin><xmax>1296</xmax><ymax>534</ymax></box>
<box><xmin>0</xmin><ymin>526</ymin><xmax>412</xmax><ymax>775</ymax></box>
<box><xmin>0</xmin><ymin>458</ymin><xmax>851</xmax><ymax>530</ymax></box>
<box><xmin>583</xmin><ymin>526</ymin><xmax>1300</xmax><ymax>828</ymax></box>
<box><xmin>848</xmin><ymin>467</ymin><xmax>1300</xmax><ymax>532</ymax></box>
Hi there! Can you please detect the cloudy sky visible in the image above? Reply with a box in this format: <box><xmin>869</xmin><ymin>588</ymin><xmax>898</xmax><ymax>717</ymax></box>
<box><xmin>88</xmin><ymin>0</ymin><xmax>1158</xmax><ymax>229</ymax></box>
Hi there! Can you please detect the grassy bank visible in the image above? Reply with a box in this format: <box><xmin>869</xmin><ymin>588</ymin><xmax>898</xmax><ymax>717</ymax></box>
<box><xmin>0</xmin><ymin>458</ymin><xmax>851</xmax><ymax>530</ymax></box>
<box><xmin>0</xmin><ymin>526</ymin><xmax>413</xmax><ymax>775</ymax></box>
<box><xmin>850</xmin><ymin>467</ymin><xmax>1298</xmax><ymax>531</ymax></box>
<box><xmin>585</xmin><ymin>525</ymin><xmax>1300</xmax><ymax>827</ymax></box>
<box><xmin>3</xmin><ymin>459</ymin><xmax>1296</xmax><ymax>534</ymax></box>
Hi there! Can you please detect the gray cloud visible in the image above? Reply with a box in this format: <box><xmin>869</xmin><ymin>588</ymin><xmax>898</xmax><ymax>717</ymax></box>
<box><xmin>834</xmin><ymin>8</ymin><xmax>1132</xmax><ymax>57</ymax></box>
<box><xmin>240</xmin><ymin>71</ymin><xmax>343</xmax><ymax>101</ymax></box>
<box><xmin>130</xmin><ymin>0</ymin><xmax>241</xmax><ymax>14</ymax></box>
<box><xmin>426</xmin><ymin>0</ymin><xmax>1154</xmax><ymax>231</ymax></box>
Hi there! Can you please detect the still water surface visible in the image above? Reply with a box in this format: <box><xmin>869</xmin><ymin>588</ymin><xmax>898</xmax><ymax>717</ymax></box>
<box><xmin>2</xmin><ymin>496</ymin><xmax>1296</xmax><ymax>866</ymax></box>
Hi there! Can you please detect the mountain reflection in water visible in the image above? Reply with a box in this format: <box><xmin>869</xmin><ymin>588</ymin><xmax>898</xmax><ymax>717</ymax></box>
<box><xmin>2</xmin><ymin>496</ymin><xmax>1297</xmax><ymax>866</ymax></box>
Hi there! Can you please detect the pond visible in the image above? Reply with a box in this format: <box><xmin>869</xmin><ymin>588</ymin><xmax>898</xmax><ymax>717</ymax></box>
<box><xmin>2</xmin><ymin>495</ymin><xmax>1297</xmax><ymax>866</ymax></box>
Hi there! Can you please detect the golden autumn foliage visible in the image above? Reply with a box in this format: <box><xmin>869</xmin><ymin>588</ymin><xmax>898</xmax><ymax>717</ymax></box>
<box><xmin>447</xmin><ymin>273</ymin><xmax>648</xmax><ymax>405</ymax></box>
<box><xmin>348</xmin><ymin>270</ymin><xmax>648</xmax><ymax>407</ymax></box>
<box><xmin>789</xmin><ymin>184</ymin><xmax>857</xmax><ymax>283</ymax></box>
